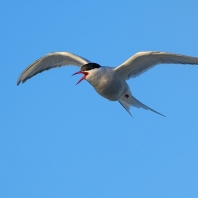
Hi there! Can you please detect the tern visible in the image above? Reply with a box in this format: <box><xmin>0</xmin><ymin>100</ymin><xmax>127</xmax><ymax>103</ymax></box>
<box><xmin>17</xmin><ymin>51</ymin><xmax>198</xmax><ymax>116</ymax></box>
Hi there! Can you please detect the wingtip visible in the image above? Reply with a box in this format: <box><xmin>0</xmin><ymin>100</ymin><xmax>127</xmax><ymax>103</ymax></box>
<box><xmin>17</xmin><ymin>76</ymin><xmax>23</xmax><ymax>85</ymax></box>
<box><xmin>17</xmin><ymin>76</ymin><xmax>24</xmax><ymax>85</ymax></box>
<box><xmin>17</xmin><ymin>79</ymin><xmax>21</xmax><ymax>86</ymax></box>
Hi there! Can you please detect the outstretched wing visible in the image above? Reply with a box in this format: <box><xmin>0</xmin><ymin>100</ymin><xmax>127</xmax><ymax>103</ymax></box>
<box><xmin>114</xmin><ymin>51</ymin><xmax>198</xmax><ymax>80</ymax></box>
<box><xmin>17</xmin><ymin>52</ymin><xmax>90</xmax><ymax>85</ymax></box>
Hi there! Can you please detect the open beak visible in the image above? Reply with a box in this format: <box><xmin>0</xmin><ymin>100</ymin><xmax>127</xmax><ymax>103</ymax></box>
<box><xmin>72</xmin><ymin>71</ymin><xmax>89</xmax><ymax>85</ymax></box>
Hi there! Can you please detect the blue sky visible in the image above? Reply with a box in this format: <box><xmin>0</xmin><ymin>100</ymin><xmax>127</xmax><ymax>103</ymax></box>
<box><xmin>1</xmin><ymin>0</ymin><xmax>198</xmax><ymax>197</ymax></box>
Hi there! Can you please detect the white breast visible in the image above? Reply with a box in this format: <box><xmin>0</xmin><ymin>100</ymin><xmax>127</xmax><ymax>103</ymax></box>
<box><xmin>86</xmin><ymin>67</ymin><xmax>129</xmax><ymax>101</ymax></box>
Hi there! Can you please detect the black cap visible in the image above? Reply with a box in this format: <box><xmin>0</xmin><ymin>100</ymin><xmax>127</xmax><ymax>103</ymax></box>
<box><xmin>81</xmin><ymin>63</ymin><xmax>101</xmax><ymax>71</ymax></box>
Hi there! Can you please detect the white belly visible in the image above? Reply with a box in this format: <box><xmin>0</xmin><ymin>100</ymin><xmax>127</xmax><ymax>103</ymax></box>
<box><xmin>95</xmin><ymin>78</ymin><xmax>128</xmax><ymax>100</ymax></box>
<box><xmin>86</xmin><ymin>67</ymin><xmax>129</xmax><ymax>101</ymax></box>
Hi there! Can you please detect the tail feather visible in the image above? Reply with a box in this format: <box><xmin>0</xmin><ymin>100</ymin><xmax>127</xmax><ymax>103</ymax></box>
<box><xmin>119</xmin><ymin>100</ymin><xmax>133</xmax><ymax>117</ymax></box>
<box><xmin>119</xmin><ymin>95</ymin><xmax>165</xmax><ymax>117</ymax></box>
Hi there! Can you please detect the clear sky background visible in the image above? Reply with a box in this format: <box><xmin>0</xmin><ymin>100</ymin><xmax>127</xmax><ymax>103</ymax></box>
<box><xmin>1</xmin><ymin>1</ymin><xmax>198</xmax><ymax>198</ymax></box>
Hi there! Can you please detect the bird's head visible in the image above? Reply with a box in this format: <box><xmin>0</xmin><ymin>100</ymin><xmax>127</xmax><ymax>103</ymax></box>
<box><xmin>72</xmin><ymin>63</ymin><xmax>101</xmax><ymax>85</ymax></box>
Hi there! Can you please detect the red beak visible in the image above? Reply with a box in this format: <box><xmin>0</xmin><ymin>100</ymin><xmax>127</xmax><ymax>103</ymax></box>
<box><xmin>72</xmin><ymin>71</ymin><xmax>89</xmax><ymax>85</ymax></box>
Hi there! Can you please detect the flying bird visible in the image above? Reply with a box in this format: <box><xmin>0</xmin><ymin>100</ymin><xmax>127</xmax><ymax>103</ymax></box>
<box><xmin>17</xmin><ymin>51</ymin><xmax>198</xmax><ymax>116</ymax></box>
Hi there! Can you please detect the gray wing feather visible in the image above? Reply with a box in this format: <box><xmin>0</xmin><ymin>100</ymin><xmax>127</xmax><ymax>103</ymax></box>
<box><xmin>17</xmin><ymin>52</ymin><xmax>90</xmax><ymax>85</ymax></box>
<box><xmin>114</xmin><ymin>51</ymin><xmax>198</xmax><ymax>80</ymax></box>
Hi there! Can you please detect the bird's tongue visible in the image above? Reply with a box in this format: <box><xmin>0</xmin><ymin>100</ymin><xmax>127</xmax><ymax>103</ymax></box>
<box><xmin>72</xmin><ymin>71</ymin><xmax>88</xmax><ymax>85</ymax></box>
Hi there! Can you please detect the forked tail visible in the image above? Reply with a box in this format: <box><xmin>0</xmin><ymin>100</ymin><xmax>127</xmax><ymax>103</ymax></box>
<box><xmin>119</xmin><ymin>95</ymin><xmax>165</xmax><ymax>117</ymax></box>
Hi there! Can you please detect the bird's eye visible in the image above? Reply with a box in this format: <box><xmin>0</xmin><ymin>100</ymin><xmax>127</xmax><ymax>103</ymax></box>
<box><xmin>87</xmin><ymin>66</ymin><xmax>92</xmax><ymax>70</ymax></box>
